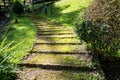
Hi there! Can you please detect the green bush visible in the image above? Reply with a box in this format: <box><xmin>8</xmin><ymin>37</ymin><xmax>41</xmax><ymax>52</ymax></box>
<box><xmin>75</xmin><ymin>0</ymin><xmax>120</xmax><ymax>56</ymax></box>
<box><xmin>12</xmin><ymin>1</ymin><xmax>24</xmax><ymax>15</ymax></box>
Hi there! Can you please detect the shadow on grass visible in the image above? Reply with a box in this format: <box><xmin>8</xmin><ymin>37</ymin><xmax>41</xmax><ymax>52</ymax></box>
<box><xmin>39</xmin><ymin>4</ymin><xmax>86</xmax><ymax>27</ymax></box>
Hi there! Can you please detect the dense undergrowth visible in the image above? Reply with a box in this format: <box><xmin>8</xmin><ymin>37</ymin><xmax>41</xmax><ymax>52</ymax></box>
<box><xmin>75</xmin><ymin>0</ymin><xmax>120</xmax><ymax>79</ymax></box>
<box><xmin>0</xmin><ymin>16</ymin><xmax>37</xmax><ymax>79</ymax></box>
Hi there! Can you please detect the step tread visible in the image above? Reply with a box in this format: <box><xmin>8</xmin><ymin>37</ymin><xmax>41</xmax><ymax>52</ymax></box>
<box><xmin>17</xmin><ymin>68</ymin><xmax>99</xmax><ymax>80</ymax></box>
<box><xmin>22</xmin><ymin>54</ymin><xmax>92</xmax><ymax>68</ymax></box>
<box><xmin>38</xmin><ymin>33</ymin><xmax>74</xmax><ymax>35</ymax></box>
<box><xmin>32</xmin><ymin>44</ymin><xmax>87</xmax><ymax>53</ymax></box>
<box><xmin>37</xmin><ymin>34</ymin><xmax>76</xmax><ymax>37</ymax></box>
<box><xmin>34</xmin><ymin>43</ymin><xmax>82</xmax><ymax>45</ymax></box>
<box><xmin>36</xmin><ymin>37</ymin><xmax>81</xmax><ymax>43</ymax></box>
<box><xmin>30</xmin><ymin>51</ymin><xmax>87</xmax><ymax>54</ymax></box>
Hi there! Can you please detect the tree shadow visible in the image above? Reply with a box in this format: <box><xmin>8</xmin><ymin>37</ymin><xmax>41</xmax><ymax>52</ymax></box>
<box><xmin>40</xmin><ymin>4</ymin><xmax>86</xmax><ymax>27</ymax></box>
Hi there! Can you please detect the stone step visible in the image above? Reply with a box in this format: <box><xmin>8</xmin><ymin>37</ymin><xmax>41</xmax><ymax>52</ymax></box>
<box><xmin>37</xmin><ymin>27</ymin><xmax>68</xmax><ymax>30</ymax></box>
<box><xmin>38</xmin><ymin>30</ymin><xmax>75</xmax><ymax>34</ymax></box>
<box><xmin>38</xmin><ymin>33</ymin><xmax>74</xmax><ymax>35</ymax></box>
<box><xmin>29</xmin><ymin>51</ymin><xmax>86</xmax><ymax>54</ymax></box>
<box><xmin>36</xmin><ymin>37</ymin><xmax>81</xmax><ymax>43</ymax></box>
<box><xmin>17</xmin><ymin>68</ymin><xmax>99</xmax><ymax>80</ymax></box>
<box><xmin>37</xmin><ymin>36</ymin><xmax>77</xmax><ymax>39</ymax></box>
<box><xmin>38</xmin><ymin>29</ymin><xmax>72</xmax><ymax>32</ymax></box>
<box><xmin>34</xmin><ymin>43</ymin><xmax>82</xmax><ymax>45</ymax></box>
<box><xmin>37</xmin><ymin>34</ymin><xmax>76</xmax><ymax>37</ymax></box>
<box><xmin>35</xmin><ymin>25</ymin><xmax>67</xmax><ymax>28</ymax></box>
<box><xmin>32</xmin><ymin>44</ymin><xmax>87</xmax><ymax>53</ymax></box>
<box><xmin>22</xmin><ymin>53</ymin><xmax>93</xmax><ymax>68</ymax></box>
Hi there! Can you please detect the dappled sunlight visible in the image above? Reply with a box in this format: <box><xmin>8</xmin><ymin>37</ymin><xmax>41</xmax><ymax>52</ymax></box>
<box><xmin>39</xmin><ymin>0</ymin><xmax>92</xmax><ymax>27</ymax></box>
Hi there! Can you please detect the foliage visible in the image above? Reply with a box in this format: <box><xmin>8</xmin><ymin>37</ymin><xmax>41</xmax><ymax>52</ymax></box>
<box><xmin>1</xmin><ymin>17</ymin><xmax>37</xmax><ymax>63</ymax></box>
<box><xmin>12</xmin><ymin>1</ymin><xmax>24</xmax><ymax>15</ymax></box>
<box><xmin>0</xmin><ymin>38</ymin><xmax>18</xmax><ymax>80</ymax></box>
<box><xmin>75</xmin><ymin>0</ymin><xmax>120</xmax><ymax>56</ymax></box>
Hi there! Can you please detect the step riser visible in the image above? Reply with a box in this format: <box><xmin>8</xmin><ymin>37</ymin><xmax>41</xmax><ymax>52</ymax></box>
<box><xmin>29</xmin><ymin>51</ymin><xmax>87</xmax><ymax>54</ymax></box>
<box><xmin>18</xmin><ymin>64</ymin><xmax>95</xmax><ymax>71</ymax></box>
<box><xmin>38</xmin><ymin>33</ymin><xmax>74</xmax><ymax>35</ymax></box>
<box><xmin>35</xmin><ymin>43</ymin><xmax>81</xmax><ymax>45</ymax></box>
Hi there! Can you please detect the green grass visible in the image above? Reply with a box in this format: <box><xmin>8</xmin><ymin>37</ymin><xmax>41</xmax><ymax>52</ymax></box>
<box><xmin>39</xmin><ymin>0</ymin><xmax>92</xmax><ymax>28</ymax></box>
<box><xmin>0</xmin><ymin>16</ymin><xmax>37</xmax><ymax>79</ymax></box>
<box><xmin>0</xmin><ymin>16</ymin><xmax>37</xmax><ymax>64</ymax></box>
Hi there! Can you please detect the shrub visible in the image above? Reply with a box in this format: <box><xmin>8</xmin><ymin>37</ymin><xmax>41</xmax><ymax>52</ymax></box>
<box><xmin>75</xmin><ymin>0</ymin><xmax>120</xmax><ymax>56</ymax></box>
<box><xmin>12</xmin><ymin>1</ymin><xmax>24</xmax><ymax>15</ymax></box>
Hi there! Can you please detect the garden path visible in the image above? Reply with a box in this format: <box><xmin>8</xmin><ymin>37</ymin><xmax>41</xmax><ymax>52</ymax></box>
<box><xmin>17</xmin><ymin>15</ymin><xmax>103</xmax><ymax>80</ymax></box>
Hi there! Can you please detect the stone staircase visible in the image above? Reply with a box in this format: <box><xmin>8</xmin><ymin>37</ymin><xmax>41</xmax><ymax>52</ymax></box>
<box><xmin>17</xmin><ymin>15</ymin><xmax>104</xmax><ymax>80</ymax></box>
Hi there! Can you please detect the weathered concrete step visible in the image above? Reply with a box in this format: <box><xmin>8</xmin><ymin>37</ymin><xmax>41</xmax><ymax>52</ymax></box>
<box><xmin>38</xmin><ymin>33</ymin><xmax>74</xmax><ymax>35</ymax></box>
<box><xmin>37</xmin><ymin>36</ymin><xmax>77</xmax><ymax>39</ymax></box>
<box><xmin>37</xmin><ymin>34</ymin><xmax>76</xmax><ymax>37</ymax></box>
<box><xmin>19</xmin><ymin>63</ymin><xmax>94</xmax><ymax>71</ymax></box>
<box><xmin>38</xmin><ymin>30</ymin><xmax>75</xmax><ymax>34</ymax></box>
<box><xmin>38</xmin><ymin>28</ymin><xmax>69</xmax><ymax>31</ymax></box>
<box><xmin>36</xmin><ymin>38</ymin><xmax>81</xmax><ymax>43</ymax></box>
<box><xmin>32</xmin><ymin>44</ymin><xmax>87</xmax><ymax>53</ymax></box>
<box><xmin>22</xmin><ymin>54</ymin><xmax>92</xmax><ymax>68</ymax></box>
<box><xmin>35</xmin><ymin>26</ymin><xmax>67</xmax><ymax>29</ymax></box>
<box><xmin>30</xmin><ymin>51</ymin><xmax>86</xmax><ymax>54</ymax></box>
<box><xmin>38</xmin><ymin>29</ymin><xmax>72</xmax><ymax>32</ymax></box>
<box><xmin>34</xmin><ymin>43</ymin><xmax>82</xmax><ymax>45</ymax></box>
<box><xmin>17</xmin><ymin>68</ymin><xmax>99</xmax><ymax>80</ymax></box>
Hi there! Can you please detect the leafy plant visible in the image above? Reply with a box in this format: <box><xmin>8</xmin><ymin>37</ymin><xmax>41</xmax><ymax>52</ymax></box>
<box><xmin>75</xmin><ymin>0</ymin><xmax>120</xmax><ymax>56</ymax></box>
<box><xmin>0</xmin><ymin>38</ymin><xmax>23</xmax><ymax>80</ymax></box>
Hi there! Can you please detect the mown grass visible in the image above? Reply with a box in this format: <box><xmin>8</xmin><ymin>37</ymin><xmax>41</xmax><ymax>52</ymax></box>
<box><xmin>39</xmin><ymin>0</ymin><xmax>92</xmax><ymax>28</ymax></box>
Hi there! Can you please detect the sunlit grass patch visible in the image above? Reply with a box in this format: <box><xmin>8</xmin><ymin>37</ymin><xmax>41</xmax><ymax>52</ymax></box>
<box><xmin>0</xmin><ymin>16</ymin><xmax>37</xmax><ymax>63</ymax></box>
<box><xmin>39</xmin><ymin>0</ymin><xmax>92</xmax><ymax>27</ymax></box>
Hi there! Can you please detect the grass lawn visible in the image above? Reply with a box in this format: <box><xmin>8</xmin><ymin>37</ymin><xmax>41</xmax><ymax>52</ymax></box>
<box><xmin>39</xmin><ymin>0</ymin><xmax>92</xmax><ymax>28</ymax></box>
<box><xmin>0</xmin><ymin>16</ymin><xmax>37</xmax><ymax>64</ymax></box>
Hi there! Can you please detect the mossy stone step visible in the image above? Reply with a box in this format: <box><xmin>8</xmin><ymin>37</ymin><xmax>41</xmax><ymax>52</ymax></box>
<box><xmin>36</xmin><ymin>36</ymin><xmax>80</xmax><ymax>43</ymax></box>
<box><xmin>22</xmin><ymin>53</ymin><xmax>92</xmax><ymax>68</ymax></box>
<box><xmin>38</xmin><ymin>33</ymin><xmax>74</xmax><ymax>35</ymax></box>
<box><xmin>32</xmin><ymin>44</ymin><xmax>87</xmax><ymax>53</ymax></box>
<box><xmin>37</xmin><ymin>36</ymin><xmax>78</xmax><ymax>39</ymax></box>
<box><xmin>38</xmin><ymin>29</ymin><xmax>73</xmax><ymax>32</ymax></box>
<box><xmin>38</xmin><ymin>30</ymin><xmax>75</xmax><ymax>34</ymax></box>
<box><xmin>35</xmin><ymin>43</ymin><xmax>82</xmax><ymax>45</ymax></box>
<box><xmin>38</xmin><ymin>28</ymin><xmax>71</xmax><ymax>31</ymax></box>
<box><xmin>35</xmin><ymin>25</ymin><xmax>67</xmax><ymax>28</ymax></box>
<box><xmin>17</xmin><ymin>68</ymin><xmax>99</xmax><ymax>80</ymax></box>
<box><xmin>37</xmin><ymin>34</ymin><xmax>77</xmax><ymax>37</ymax></box>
